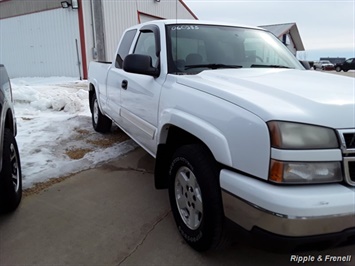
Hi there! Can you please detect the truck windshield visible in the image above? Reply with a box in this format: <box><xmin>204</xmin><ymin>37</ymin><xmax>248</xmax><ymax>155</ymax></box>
<box><xmin>166</xmin><ymin>24</ymin><xmax>303</xmax><ymax>74</ymax></box>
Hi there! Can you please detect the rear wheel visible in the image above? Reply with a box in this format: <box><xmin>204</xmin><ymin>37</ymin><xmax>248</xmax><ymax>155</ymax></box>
<box><xmin>168</xmin><ymin>144</ymin><xmax>226</xmax><ymax>251</ymax></box>
<box><xmin>91</xmin><ymin>93</ymin><xmax>112</xmax><ymax>133</ymax></box>
<box><xmin>335</xmin><ymin>66</ymin><xmax>341</xmax><ymax>72</ymax></box>
<box><xmin>0</xmin><ymin>129</ymin><xmax>22</xmax><ymax>213</ymax></box>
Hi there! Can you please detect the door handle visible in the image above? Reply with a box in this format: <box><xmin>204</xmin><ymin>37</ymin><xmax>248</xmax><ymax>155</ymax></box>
<box><xmin>121</xmin><ymin>80</ymin><xmax>128</xmax><ymax>90</ymax></box>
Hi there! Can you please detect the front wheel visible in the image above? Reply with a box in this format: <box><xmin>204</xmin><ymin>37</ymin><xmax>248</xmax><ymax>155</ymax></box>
<box><xmin>168</xmin><ymin>144</ymin><xmax>226</xmax><ymax>251</ymax></box>
<box><xmin>0</xmin><ymin>129</ymin><xmax>22</xmax><ymax>213</ymax></box>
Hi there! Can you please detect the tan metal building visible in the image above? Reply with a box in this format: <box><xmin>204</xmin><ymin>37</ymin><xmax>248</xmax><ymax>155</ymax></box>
<box><xmin>0</xmin><ymin>0</ymin><xmax>197</xmax><ymax>78</ymax></box>
<box><xmin>259</xmin><ymin>23</ymin><xmax>305</xmax><ymax>56</ymax></box>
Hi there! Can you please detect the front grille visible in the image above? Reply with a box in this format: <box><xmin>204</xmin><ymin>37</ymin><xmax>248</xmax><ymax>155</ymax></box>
<box><xmin>349</xmin><ymin>161</ymin><xmax>355</xmax><ymax>182</ymax></box>
<box><xmin>344</xmin><ymin>133</ymin><xmax>355</xmax><ymax>149</ymax></box>
<box><xmin>338</xmin><ymin>130</ymin><xmax>355</xmax><ymax>186</ymax></box>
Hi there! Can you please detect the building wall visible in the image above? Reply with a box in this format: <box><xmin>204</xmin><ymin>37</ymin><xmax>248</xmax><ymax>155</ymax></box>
<box><xmin>137</xmin><ymin>0</ymin><xmax>195</xmax><ymax>20</ymax></box>
<box><xmin>320</xmin><ymin>57</ymin><xmax>346</xmax><ymax>65</ymax></box>
<box><xmin>282</xmin><ymin>33</ymin><xmax>297</xmax><ymax>55</ymax></box>
<box><xmin>101</xmin><ymin>1</ymin><xmax>138</xmax><ymax>61</ymax></box>
<box><xmin>0</xmin><ymin>0</ymin><xmax>197</xmax><ymax>77</ymax></box>
<box><xmin>81</xmin><ymin>0</ymin><xmax>95</xmax><ymax>69</ymax></box>
<box><xmin>0</xmin><ymin>8</ymin><xmax>82</xmax><ymax>78</ymax></box>
<box><xmin>95</xmin><ymin>0</ymin><xmax>197</xmax><ymax>62</ymax></box>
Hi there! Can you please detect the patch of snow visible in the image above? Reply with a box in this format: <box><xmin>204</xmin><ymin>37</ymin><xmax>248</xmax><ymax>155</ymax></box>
<box><xmin>11</xmin><ymin>77</ymin><xmax>136</xmax><ymax>189</ymax></box>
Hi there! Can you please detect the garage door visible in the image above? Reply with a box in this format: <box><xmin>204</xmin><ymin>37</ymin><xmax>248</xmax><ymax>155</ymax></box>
<box><xmin>0</xmin><ymin>8</ymin><xmax>81</xmax><ymax>78</ymax></box>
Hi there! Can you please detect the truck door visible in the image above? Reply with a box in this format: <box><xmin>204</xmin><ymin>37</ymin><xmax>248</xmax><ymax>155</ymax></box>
<box><xmin>106</xmin><ymin>29</ymin><xmax>137</xmax><ymax>123</ymax></box>
<box><xmin>119</xmin><ymin>25</ymin><xmax>164</xmax><ymax>155</ymax></box>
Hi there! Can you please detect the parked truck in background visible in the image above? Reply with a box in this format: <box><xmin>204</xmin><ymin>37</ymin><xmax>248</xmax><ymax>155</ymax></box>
<box><xmin>88</xmin><ymin>20</ymin><xmax>355</xmax><ymax>251</ymax></box>
<box><xmin>0</xmin><ymin>64</ymin><xmax>22</xmax><ymax>213</ymax></box>
<box><xmin>335</xmin><ymin>58</ymin><xmax>355</xmax><ymax>72</ymax></box>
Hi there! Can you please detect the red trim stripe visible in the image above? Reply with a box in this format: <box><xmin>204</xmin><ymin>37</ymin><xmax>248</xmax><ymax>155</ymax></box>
<box><xmin>77</xmin><ymin>0</ymin><xmax>88</xmax><ymax>79</ymax></box>
<box><xmin>179</xmin><ymin>0</ymin><xmax>198</xmax><ymax>20</ymax></box>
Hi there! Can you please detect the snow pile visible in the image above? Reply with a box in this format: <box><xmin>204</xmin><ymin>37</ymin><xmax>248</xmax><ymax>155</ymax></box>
<box><xmin>11</xmin><ymin>77</ymin><xmax>136</xmax><ymax>189</ymax></box>
<box><xmin>12</xmin><ymin>78</ymin><xmax>87</xmax><ymax>114</ymax></box>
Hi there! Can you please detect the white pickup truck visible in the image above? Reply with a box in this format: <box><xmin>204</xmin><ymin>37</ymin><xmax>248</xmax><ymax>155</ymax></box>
<box><xmin>88</xmin><ymin>20</ymin><xmax>355</xmax><ymax>252</ymax></box>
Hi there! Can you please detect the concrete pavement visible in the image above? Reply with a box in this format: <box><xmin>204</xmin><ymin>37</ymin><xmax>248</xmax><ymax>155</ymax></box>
<box><xmin>324</xmin><ymin>70</ymin><xmax>355</xmax><ymax>78</ymax></box>
<box><xmin>1</xmin><ymin>148</ymin><xmax>354</xmax><ymax>265</ymax></box>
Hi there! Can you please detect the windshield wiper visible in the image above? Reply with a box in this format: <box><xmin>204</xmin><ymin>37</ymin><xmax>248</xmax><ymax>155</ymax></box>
<box><xmin>251</xmin><ymin>64</ymin><xmax>292</xmax><ymax>69</ymax></box>
<box><xmin>185</xmin><ymin>64</ymin><xmax>243</xmax><ymax>70</ymax></box>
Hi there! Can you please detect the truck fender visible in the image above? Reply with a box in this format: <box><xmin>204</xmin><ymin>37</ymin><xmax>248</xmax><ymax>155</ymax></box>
<box><xmin>88</xmin><ymin>78</ymin><xmax>104</xmax><ymax>112</ymax></box>
<box><xmin>159</xmin><ymin>109</ymin><xmax>232</xmax><ymax>165</ymax></box>
<box><xmin>154</xmin><ymin>109</ymin><xmax>232</xmax><ymax>189</ymax></box>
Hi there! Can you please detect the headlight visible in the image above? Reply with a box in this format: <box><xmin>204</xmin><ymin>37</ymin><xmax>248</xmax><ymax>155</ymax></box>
<box><xmin>268</xmin><ymin>121</ymin><xmax>338</xmax><ymax>149</ymax></box>
<box><xmin>269</xmin><ymin>160</ymin><xmax>342</xmax><ymax>184</ymax></box>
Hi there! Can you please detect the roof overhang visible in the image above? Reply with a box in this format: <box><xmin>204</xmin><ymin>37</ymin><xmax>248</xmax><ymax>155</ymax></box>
<box><xmin>259</xmin><ymin>23</ymin><xmax>305</xmax><ymax>51</ymax></box>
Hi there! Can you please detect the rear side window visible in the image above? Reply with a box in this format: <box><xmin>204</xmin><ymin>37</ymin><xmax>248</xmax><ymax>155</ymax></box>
<box><xmin>115</xmin><ymin>29</ymin><xmax>137</xmax><ymax>68</ymax></box>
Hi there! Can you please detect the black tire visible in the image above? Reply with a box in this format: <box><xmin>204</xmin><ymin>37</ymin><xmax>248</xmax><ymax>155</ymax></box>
<box><xmin>0</xmin><ymin>129</ymin><xmax>22</xmax><ymax>213</ymax></box>
<box><xmin>91</xmin><ymin>93</ymin><xmax>112</xmax><ymax>133</ymax></box>
<box><xmin>335</xmin><ymin>66</ymin><xmax>341</xmax><ymax>72</ymax></box>
<box><xmin>344</xmin><ymin>69</ymin><xmax>349</xmax><ymax>72</ymax></box>
<box><xmin>168</xmin><ymin>144</ymin><xmax>226</xmax><ymax>251</ymax></box>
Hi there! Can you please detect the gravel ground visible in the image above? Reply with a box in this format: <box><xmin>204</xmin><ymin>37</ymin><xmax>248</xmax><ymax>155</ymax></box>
<box><xmin>23</xmin><ymin>126</ymin><xmax>130</xmax><ymax>196</ymax></box>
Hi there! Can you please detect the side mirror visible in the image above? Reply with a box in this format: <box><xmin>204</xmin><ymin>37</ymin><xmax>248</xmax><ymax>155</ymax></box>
<box><xmin>299</xmin><ymin>60</ymin><xmax>311</xmax><ymax>70</ymax></box>
<box><xmin>123</xmin><ymin>54</ymin><xmax>160</xmax><ymax>77</ymax></box>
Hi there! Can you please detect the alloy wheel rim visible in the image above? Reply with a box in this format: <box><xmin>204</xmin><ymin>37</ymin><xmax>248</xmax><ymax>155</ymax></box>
<box><xmin>10</xmin><ymin>143</ymin><xmax>20</xmax><ymax>192</ymax></box>
<box><xmin>175</xmin><ymin>166</ymin><xmax>203</xmax><ymax>230</ymax></box>
<box><xmin>93</xmin><ymin>99</ymin><xmax>99</xmax><ymax>125</ymax></box>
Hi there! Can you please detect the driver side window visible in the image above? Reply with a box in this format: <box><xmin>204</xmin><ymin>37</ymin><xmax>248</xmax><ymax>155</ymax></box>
<box><xmin>134</xmin><ymin>31</ymin><xmax>158</xmax><ymax>67</ymax></box>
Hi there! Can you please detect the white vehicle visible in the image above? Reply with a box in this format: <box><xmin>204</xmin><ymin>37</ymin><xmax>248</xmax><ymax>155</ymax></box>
<box><xmin>88</xmin><ymin>20</ymin><xmax>355</xmax><ymax>252</ymax></box>
<box><xmin>313</xmin><ymin>60</ymin><xmax>334</xmax><ymax>70</ymax></box>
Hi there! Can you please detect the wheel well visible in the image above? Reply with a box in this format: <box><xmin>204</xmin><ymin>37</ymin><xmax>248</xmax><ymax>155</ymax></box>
<box><xmin>154</xmin><ymin>125</ymin><xmax>214</xmax><ymax>189</ymax></box>
<box><xmin>89</xmin><ymin>83</ymin><xmax>95</xmax><ymax>112</ymax></box>
<box><xmin>165</xmin><ymin>126</ymin><xmax>202</xmax><ymax>149</ymax></box>
<box><xmin>5</xmin><ymin>109</ymin><xmax>15</xmax><ymax>134</ymax></box>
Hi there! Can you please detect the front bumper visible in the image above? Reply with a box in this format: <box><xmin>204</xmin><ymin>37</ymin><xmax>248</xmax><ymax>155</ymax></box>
<box><xmin>220</xmin><ymin>169</ymin><xmax>355</xmax><ymax>237</ymax></box>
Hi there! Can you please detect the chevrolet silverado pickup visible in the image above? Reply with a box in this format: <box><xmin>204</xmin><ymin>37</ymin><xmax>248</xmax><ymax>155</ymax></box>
<box><xmin>88</xmin><ymin>20</ymin><xmax>355</xmax><ymax>251</ymax></box>
<box><xmin>0</xmin><ymin>64</ymin><xmax>22</xmax><ymax>213</ymax></box>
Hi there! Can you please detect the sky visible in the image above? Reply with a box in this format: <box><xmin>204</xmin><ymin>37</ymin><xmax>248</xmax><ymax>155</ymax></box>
<box><xmin>11</xmin><ymin>77</ymin><xmax>136</xmax><ymax>189</ymax></box>
<box><xmin>184</xmin><ymin>0</ymin><xmax>355</xmax><ymax>60</ymax></box>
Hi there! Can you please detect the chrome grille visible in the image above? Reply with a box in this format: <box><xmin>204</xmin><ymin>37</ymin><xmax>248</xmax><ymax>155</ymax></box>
<box><xmin>349</xmin><ymin>161</ymin><xmax>355</xmax><ymax>182</ymax></box>
<box><xmin>338</xmin><ymin>129</ymin><xmax>355</xmax><ymax>186</ymax></box>
<box><xmin>344</xmin><ymin>133</ymin><xmax>355</xmax><ymax>149</ymax></box>
<box><xmin>344</xmin><ymin>158</ymin><xmax>355</xmax><ymax>185</ymax></box>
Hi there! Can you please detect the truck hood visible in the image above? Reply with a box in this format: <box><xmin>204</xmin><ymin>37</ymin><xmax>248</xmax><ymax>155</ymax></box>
<box><xmin>177</xmin><ymin>69</ymin><xmax>355</xmax><ymax>128</ymax></box>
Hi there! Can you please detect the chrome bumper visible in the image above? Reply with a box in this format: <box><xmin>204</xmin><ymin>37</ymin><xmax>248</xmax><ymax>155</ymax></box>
<box><xmin>222</xmin><ymin>190</ymin><xmax>355</xmax><ymax>237</ymax></box>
